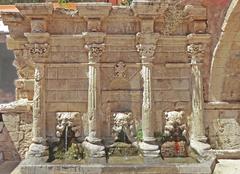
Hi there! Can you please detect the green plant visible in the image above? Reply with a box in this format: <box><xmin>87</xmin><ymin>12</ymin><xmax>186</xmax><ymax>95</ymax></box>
<box><xmin>58</xmin><ymin>0</ymin><xmax>69</xmax><ymax>8</ymax></box>
<box><xmin>121</xmin><ymin>0</ymin><xmax>133</xmax><ymax>6</ymax></box>
<box><xmin>136</xmin><ymin>128</ymin><xmax>143</xmax><ymax>142</ymax></box>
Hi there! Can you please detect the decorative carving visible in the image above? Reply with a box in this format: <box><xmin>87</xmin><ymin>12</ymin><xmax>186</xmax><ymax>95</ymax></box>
<box><xmin>136</xmin><ymin>44</ymin><xmax>156</xmax><ymax>60</ymax></box>
<box><xmin>31</xmin><ymin>19</ymin><xmax>47</xmax><ymax>33</ymax></box>
<box><xmin>164</xmin><ymin>111</ymin><xmax>188</xmax><ymax>143</ymax></box>
<box><xmin>114</xmin><ymin>61</ymin><xmax>127</xmax><ymax>78</ymax></box>
<box><xmin>112</xmin><ymin>112</ymin><xmax>136</xmax><ymax>143</ymax></box>
<box><xmin>187</xmin><ymin>43</ymin><xmax>205</xmax><ymax>63</ymax></box>
<box><xmin>56</xmin><ymin>112</ymin><xmax>82</xmax><ymax>138</ymax></box>
<box><xmin>25</xmin><ymin>43</ymin><xmax>49</xmax><ymax>58</ymax></box>
<box><xmin>163</xmin><ymin>2</ymin><xmax>186</xmax><ymax>35</ymax></box>
<box><xmin>85</xmin><ymin>43</ymin><xmax>105</xmax><ymax>63</ymax></box>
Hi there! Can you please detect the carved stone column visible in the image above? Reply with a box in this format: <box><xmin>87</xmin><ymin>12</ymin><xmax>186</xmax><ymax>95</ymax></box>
<box><xmin>187</xmin><ymin>43</ymin><xmax>207</xmax><ymax>142</ymax></box>
<box><xmin>24</xmin><ymin>31</ymin><xmax>50</xmax><ymax>158</ymax></box>
<box><xmin>85</xmin><ymin>43</ymin><xmax>104</xmax><ymax>143</ymax></box>
<box><xmin>136</xmin><ymin>32</ymin><xmax>160</xmax><ymax>158</ymax></box>
<box><xmin>137</xmin><ymin>44</ymin><xmax>155</xmax><ymax>142</ymax></box>
<box><xmin>83</xmin><ymin>43</ymin><xmax>106</xmax><ymax>159</ymax></box>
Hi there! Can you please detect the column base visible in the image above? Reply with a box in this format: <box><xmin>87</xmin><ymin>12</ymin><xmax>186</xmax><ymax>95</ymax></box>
<box><xmin>26</xmin><ymin>143</ymin><xmax>49</xmax><ymax>158</ymax></box>
<box><xmin>139</xmin><ymin>141</ymin><xmax>160</xmax><ymax>157</ymax></box>
<box><xmin>82</xmin><ymin>141</ymin><xmax>106</xmax><ymax>158</ymax></box>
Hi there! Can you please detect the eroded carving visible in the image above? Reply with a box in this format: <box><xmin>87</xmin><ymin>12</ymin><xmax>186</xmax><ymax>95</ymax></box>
<box><xmin>13</xmin><ymin>50</ymin><xmax>35</xmax><ymax>79</ymax></box>
<box><xmin>85</xmin><ymin>43</ymin><xmax>105</xmax><ymax>63</ymax></box>
<box><xmin>112</xmin><ymin>112</ymin><xmax>136</xmax><ymax>143</ymax></box>
<box><xmin>164</xmin><ymin>111</ymin><xmax>188</xmax><ymax>143</ymax></box>
<box><xmin>56</xmin><ymin>112</ymin><xmax>82</xmax><ymax>138</ymax></box>
<box><xmin>187</xmin><ymin>43</ymin><xmax>205</xmax><ymax>62</ymax></box>
<box><xmin>163</xmin><ymin>2</ymin><xmax>186</xmax><ymax>35</ymax></box>
<box><xmin>136</xmin><ymin>44</ymin><xmax>156</xmax><ymax>60</ymax></box>
<box><xmin>25</xmin><ymin>43</ymin><xmax>49</xmax><ymax>58</ymax></box>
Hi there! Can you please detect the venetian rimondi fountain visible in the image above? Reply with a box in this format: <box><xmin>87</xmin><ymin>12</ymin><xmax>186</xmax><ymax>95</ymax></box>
<box><xmin>1</xmin><ymin>0</ymin><xmax>232</xmax><ymax>173</ymax></box>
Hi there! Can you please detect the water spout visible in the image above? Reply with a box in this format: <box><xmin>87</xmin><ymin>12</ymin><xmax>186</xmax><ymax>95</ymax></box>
<box><xmin>65</xmin><ymin>125</ymin><xmax>69</xmax><ymax>152</ymax></box>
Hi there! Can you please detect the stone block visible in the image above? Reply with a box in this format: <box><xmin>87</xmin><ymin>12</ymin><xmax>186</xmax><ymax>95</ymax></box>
<box><xmin>47</xmin><ymin>79</ymin><xmax>88</xmax><ymax>91</ymax></box>
<box><xmin>47</xmin><ymin>67</ymin><xmax>58</xmax><ymax>79</ymax></box>
<box><xmin>152</xmin><ymin>79</ymin><xmax>189</xmax><ymax>90</ymax></box>
<box><xmin>153</xmin><ymin>66</ymin><xmax>190</xmax><ymax>79</ymax></box>
<box><xmin>154</xmin><ymin>91</ymin><xmax>190</xmax><ymax>102</ymax></box>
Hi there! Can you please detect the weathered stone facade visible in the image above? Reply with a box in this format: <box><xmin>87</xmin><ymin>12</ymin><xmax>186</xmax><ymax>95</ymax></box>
<box><xmin>0</xmin><ymin>0</ymin><xmax>239</xmax><ymax>169</ymax></box>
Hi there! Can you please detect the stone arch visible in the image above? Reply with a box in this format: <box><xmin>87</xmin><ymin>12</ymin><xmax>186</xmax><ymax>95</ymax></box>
<box><xmin>209</xmin><ymin>0</ymin><xmax>240</xmax><ymax>101</ymax></box>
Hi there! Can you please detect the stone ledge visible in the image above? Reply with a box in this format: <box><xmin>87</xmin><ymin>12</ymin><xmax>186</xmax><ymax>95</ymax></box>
<box><xmin>0</xmin><ymin>99</ymin><xmax>32</xmax><ymax>114</ymax></box>
<box><xmin>204</xmin><ymin>102</ymin><xmax>240</xmax><ymax>110</ymax></box>
<box><xmin>209</xmin><ymin>149</ymin><xmax>240</xmax><ymax>159</ymax></box>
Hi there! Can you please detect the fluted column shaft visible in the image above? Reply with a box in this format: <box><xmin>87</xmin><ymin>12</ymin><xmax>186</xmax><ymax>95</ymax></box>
<box><xmin>85</xmin><ymin>44</ymin><xmax>105</xmax><ymax>143</ymax></box>
<box><xmin>188</xmin><ymin>43</ymin><xmax>207</xmax><ymax>142</ymax></box>
<box><xmin>137</xmin><ymin>44</ymin><xmax>156</xmax><ymax>142</ymax></box>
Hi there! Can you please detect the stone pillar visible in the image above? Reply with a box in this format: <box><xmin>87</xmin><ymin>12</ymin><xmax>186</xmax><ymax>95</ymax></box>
<box><xmin>136</xmin><ymin>32</ymin><xmax>160</xmax><ymax>158</ymax></box>
<box><xmin>24</xmin><ymin>18</ymin><xmax>50</xmax><ymax>157</ymax></box>
<box><xmin>85</xmin><ymin>43</ymin><xmax>105</xmax><ymax>144</ymax></box>
<box><xmin>137</xmin><ymin>44</ymin><xmax>155</xmax><ymax>142</ymax></box>
<box><xmin>187</xmin><ymin>43</ymin><xmax>207</xmax><ymax>142</ymax></box>
<box><xmin>82</xmin><ymin>38</ymin><xmax>106</xmax><ymax>160</ymax></box>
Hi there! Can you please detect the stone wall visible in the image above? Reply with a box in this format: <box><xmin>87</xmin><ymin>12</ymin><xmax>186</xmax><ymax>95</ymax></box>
<box><xmin>0</xmin><ymin>100</ymin><xmax>32</xmax><ymax>161</ymax></box>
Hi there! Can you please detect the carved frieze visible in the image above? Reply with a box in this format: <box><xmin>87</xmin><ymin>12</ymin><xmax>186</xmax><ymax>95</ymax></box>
<box><xmin>25</xmin><ymin>43</ymin><xmax>49</xmax><ymax>58</ymax></box>
<box><xmin>163</xmin><ymin>2</ymin><xmax>187</xmax><ymax>35</ymax></box>
<box><xmin>85</xmin><ymin>43</ymin><xmax>105</xmax><ymax>63</ymax></box>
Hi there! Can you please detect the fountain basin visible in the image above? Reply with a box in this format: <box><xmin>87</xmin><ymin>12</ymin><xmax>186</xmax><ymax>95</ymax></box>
<box><xmin>12</xmin><ymin>156</ymin><xmax>216</xmax><ymax>174</ymax></box>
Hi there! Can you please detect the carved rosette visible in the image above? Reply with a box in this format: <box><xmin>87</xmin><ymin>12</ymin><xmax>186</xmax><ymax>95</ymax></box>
<box><xmin>114</xmin><ymin>61</ymin><xmax>127</xmax><ymax>78</ymax></box>
<box><xmin>85</xmin><ymin>43</ymin><xmax>105</xmax><ymax>63</ymax></box>
<box><xmin>25</xmin><ymin>43</ymin><xmax>49</xmax><ymax>58</ymax></box>
<box><xmin>187</xmin><ymin>43</ymin><xmax>205</xmax><ymax>63</ymax></box>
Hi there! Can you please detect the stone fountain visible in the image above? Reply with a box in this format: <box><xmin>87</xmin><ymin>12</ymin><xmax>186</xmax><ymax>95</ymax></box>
<box><xmin>0</xmin><ymin>0</ymin><xmax>218</xmax><ymax>173</ymax></box>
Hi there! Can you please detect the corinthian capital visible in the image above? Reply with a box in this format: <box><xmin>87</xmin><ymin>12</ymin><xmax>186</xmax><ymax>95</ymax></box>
<box><xmin>85</xmin><ymin>43</ymin><xmax>105</xmax><ymax>63</ymax></box>
<box><xmin>137</xmin><ymin>44</ymin><xmax>156</xmax><ymax>62</ymax></box>
<box><xmin>187</xmin><ymin>43</ymin><xmax>205</xmax><ymax>62</ymax></box>
<box><xmin>25</xmin><ymin>43</ymin><xmax>49</xmax><ymax>58</ymax></box>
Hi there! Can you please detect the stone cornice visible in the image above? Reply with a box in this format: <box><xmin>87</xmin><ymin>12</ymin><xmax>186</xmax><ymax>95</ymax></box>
<box><xmin>77</xmin><ymin>3</ymin><xmax>112</xmax><ymax>19</ymax></box>
<box><xmin>15</xmin><ymin>3</ymin><xmax>53</xmax><ymax>17</ymax></box>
